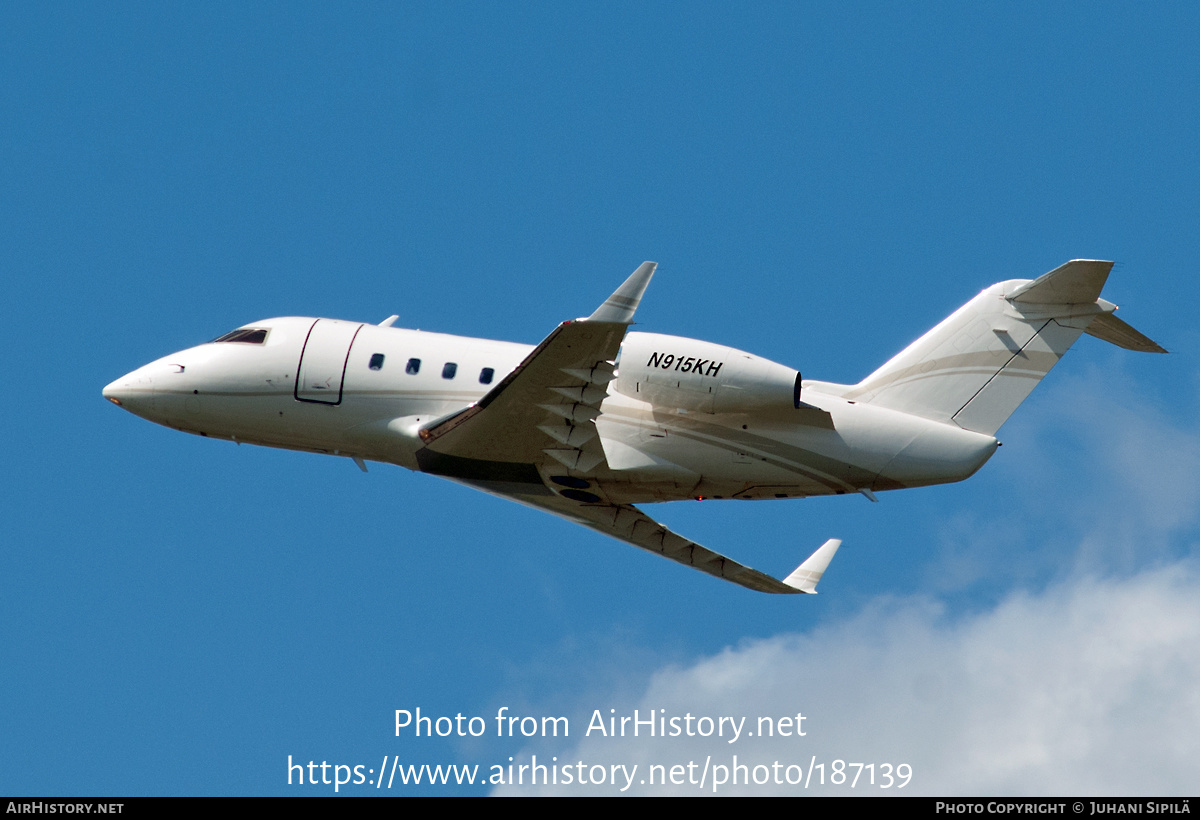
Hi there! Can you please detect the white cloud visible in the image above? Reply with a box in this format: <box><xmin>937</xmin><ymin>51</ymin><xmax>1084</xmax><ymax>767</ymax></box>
<box><xmin>496</xmin><ymin>561</ymin><xmax>1200</xmax><ymax>795</ymax></box>
<box><xmin>494</xmin><ymin>370</ymin><xmax>1200</xmax><ymax>796</ymax></box>
<box><xmin>1017</xmin><ymin>366</ymin><xmax>1200</xmax><ymax>539</ymax></box>
<box><xmin>921</xmin><ymin>364</ymin><xmax>1200</xmax><ymax>593</ymax></box>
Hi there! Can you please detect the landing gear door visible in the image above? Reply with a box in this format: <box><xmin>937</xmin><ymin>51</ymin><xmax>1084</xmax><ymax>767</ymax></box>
<box><xmin>296</xmin><ymin>319</ymin><xmax>364</xmax><ymax>405</ymax></box>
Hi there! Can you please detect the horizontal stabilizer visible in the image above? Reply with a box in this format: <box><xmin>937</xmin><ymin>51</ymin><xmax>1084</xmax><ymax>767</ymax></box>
<box><xmin>782</xmin><ymin>539</ymin><xmax>842</xmax><ymax>594</ymax></box>
<box><xmin>1084</xmin><ymin>311</ymin><xmax>1167</xmax><ymax>353</ymax></box>
<box><xmin>847</xmin><ymin>258</ymin><xmax>1164</xmax><ymax>436</ymax></box>
<box><xmin>1008</xmin><ymin>259</ymin><xmax>1112</xmax><ymax>304</ymax></box>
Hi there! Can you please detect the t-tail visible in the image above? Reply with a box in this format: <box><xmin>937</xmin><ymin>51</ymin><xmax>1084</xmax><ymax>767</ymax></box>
<box><xmin>843</xmin><ymin>260</ymin><xmax>1165</xmax><ymax>436</ymax></box>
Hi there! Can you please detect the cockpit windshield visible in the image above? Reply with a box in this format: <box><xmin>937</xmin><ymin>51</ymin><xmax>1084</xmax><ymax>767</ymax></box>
<box><xmin>212</xmin><ymin>328</ymin><xmax>268</xmax><ymax>344</ymax></box>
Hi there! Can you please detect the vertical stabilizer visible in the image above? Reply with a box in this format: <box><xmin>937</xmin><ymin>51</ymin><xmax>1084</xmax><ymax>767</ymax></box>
<box><xmin>845</xmin><ymin>260</ymin><xmax>1164</xmax><ymax>436</ymax></box>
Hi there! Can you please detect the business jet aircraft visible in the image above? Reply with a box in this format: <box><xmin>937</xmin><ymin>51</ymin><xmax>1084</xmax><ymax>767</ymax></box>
<box><xmin>103</xmin><ymin>260</ymin><xmax>1164</xmax><ymax>594</ymax></box>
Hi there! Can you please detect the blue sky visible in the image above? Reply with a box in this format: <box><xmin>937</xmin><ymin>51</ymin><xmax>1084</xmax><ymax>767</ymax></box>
<box><xmin>3</xmin><ymin>3</ymin><xmax>1198</xmax><ymax>795</ymax></box>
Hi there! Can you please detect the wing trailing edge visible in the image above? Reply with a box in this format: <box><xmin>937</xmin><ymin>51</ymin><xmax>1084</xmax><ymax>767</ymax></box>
<box><xmin>503</xmin><ymin>491</ymin><xmax>840</xmax><ymax>594</ymax></box>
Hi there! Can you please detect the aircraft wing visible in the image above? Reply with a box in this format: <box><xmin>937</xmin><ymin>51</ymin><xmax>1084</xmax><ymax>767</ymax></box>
<box><xmin>415</xmin><ymin>261</ymin><xmax>842</xmax><ymax>594</ymax></box>
<box><xmin>504</xmin><ymin>490</ymin><xmax>841</xmax><ymax>595</ymax></box>
<box><xmin>418</xmin><ymin>262</ymin><xmax>656</xmax><ymax>471</ymax></box>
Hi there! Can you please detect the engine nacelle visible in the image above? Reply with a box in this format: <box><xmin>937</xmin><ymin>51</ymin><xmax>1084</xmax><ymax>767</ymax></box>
<box><xmin>613</xmin><ymin>332</ymin><xmax>800</xmax><ymax>414</ymax></box>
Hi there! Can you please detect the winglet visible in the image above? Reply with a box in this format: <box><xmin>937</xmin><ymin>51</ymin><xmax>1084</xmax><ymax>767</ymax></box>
<box><xmin>781</xmin><ymin>539</ymin><xmax>842</xmax><ymax>594</ymax></box>
<box><xmin>587</xmin><ymin>261</ymin><xmax>657</xmax><ymax>323</ymax></box>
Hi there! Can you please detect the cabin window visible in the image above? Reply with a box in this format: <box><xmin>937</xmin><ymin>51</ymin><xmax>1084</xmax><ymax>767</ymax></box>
<box><xmin>406</xmin><ymin>358</ymin><xmax>421</xmax><ymax>375</ymax></box>
<box><xmin>479</xmin><ymin>367</ymin><xmax>494</xmax><ymax>385</ymax></box>
<box><xmin>442</xmin><ymin>362</ymin><xmax>458</xmax><ymax>379</ymax></box>
<box><xmin>212</xmin><ymin>328</ymin><xmax>268</xmax><ymax>345</ymax></box>
<box><xmin>369</xmin><ymin>353</ymin><xmax>385</xmax><ymax>371</ymax></box>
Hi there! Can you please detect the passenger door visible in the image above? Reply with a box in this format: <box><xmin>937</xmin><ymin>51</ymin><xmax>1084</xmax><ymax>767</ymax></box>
<box><xmin>295</xmin><ymin>319</ymin><xmax>363</xmax><ymax>404</ymax></box>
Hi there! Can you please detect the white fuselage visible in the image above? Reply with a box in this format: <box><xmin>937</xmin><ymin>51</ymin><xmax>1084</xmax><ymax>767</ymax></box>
<box><xmin>103</xmin><ymin>316</ymin><xmax>998</xmax><ymax>505</ymax></box>
<box><xmin>100</xmin><ymin>259</ymin><xmax>1162</xmax><ymax>594</ymax></box>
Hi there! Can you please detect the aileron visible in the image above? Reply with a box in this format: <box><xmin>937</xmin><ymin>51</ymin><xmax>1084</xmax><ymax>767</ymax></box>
<box><xmin>510</xmin><ymin>491</ymin><xmax>834</xmax><ymax>594</ymax></box>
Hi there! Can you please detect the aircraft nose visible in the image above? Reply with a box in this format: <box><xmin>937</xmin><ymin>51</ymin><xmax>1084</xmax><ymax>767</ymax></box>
<box><xmin>102</xmin><ymin>376</ymin><xmax>132</xmax><ymax>404</ymax></box>
<box><xmin>102</xmin><ymin>366</ymin><xmax>156</xmax><ymax>415</ymax></box>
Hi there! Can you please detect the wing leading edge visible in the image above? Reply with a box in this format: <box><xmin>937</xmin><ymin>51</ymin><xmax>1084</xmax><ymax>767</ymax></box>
<box><xmin>418</xmin><ymin>262</ymin><xmax>657</xmax><ymax>467</ymax></box>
